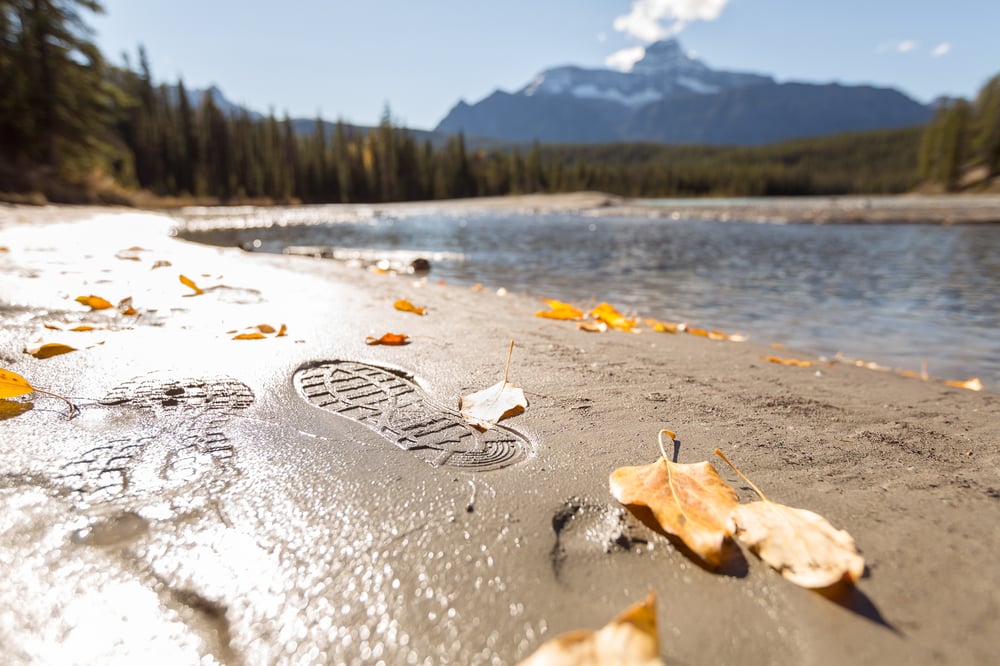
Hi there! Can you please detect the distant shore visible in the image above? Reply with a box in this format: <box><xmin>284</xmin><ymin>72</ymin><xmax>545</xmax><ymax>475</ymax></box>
<box><xmin>166</xmin><ymin>191</ymin><xmax>1000</xmax><ymax>230</ymax></box>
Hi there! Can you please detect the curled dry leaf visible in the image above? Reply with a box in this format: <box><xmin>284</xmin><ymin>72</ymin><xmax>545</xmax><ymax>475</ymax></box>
<box><xmin>25</xmin><ymin>342</ymin><xmax>77</xmax><ymax>359</ymax></box>
<box><xmin>459</xmin><ymin>340</ymin><xmax>527</xmax><ymax>431</ymax></box>
<box><xmin>75</xmin><ymin>294</ymin><xmax>112</xmax><ymax>310</ymax></box>
<box><xmin>578</xmin><ymin>320</ymin><xmax>608</xmax><ymax>333</ymax></box>
<box><xmin>151</xmin><ymin>260</ymin><xmax>171</xmax><ymax>270</ymax></box>
<box><xmin>590</xmin><ymin>302</ymin><xmax>636</xmax><ymax>332</ymax></box>
<box><xmin>761</xmin><ymin>355</ymin><xmax>812</xmax><ymax>368</ymax></box>
<box><xmin>715</xmin><ymin>449</ymin><xmax>865</xmax><ymax>588</ymax></box>
<box><xmin>394</xmin><ymin>299</ymin><xmax>427</xmax><ymax>315</ymax></box>
<box><xmin>610</xmin><ymin>430</ymin><xmax>739</xmax><ymax>568</ymax></box>
<box><xmin>645</xmin><ymin>318</ymin><xmax>681</xmax><ymax>334</ymax></box>
<box><xmin>179</xmin><ymin>274</ymin><xmax>204</xmax><ymax>295</ymax></box>
<box><xmin>944</xmin><ymin>377</ymin><xmax>983</xmax><ymax>391</ymax></box>
<box><xmin>117</xmin><ymin>297</ymin><xmax>137</xmax><ymax>316</ymax></box>
<box><xmin>231</xmin><ymin>323</ymin><xmax>287</xmax><ymax>340</ymax></box>
<box><xmin>366</xmin><ymin>333</ymin><xmax>410</xmax><ymax>346</ymax></box>
<box><xmin>517</xmin><ymin>591</ymin><xmax>663</xmax><ymax>666</ymax></box>
<box><xmin>536</xmin><ymin>298</ymin><xmax>583</xmax><ymax>321</ymax></box>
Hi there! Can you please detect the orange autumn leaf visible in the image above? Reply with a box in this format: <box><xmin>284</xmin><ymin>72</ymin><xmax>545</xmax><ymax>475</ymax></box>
<box><xmin>761</xmin><ymin>355</ymin><xmax>813</xmax><ymax>368</ymax></box>
<box><xmin>75</xmin><ymin>294</ymin><xmax>112</xmax><ymax>310</ymax></box>
<box><xmin>535</xmin><ymin>298</ymin><xmax>583</xmax><ymax>321</ymax></box>
<box><xmin>70</xmin><ymin>325</ymin><xmax>96</xmax><ymax>332</ymax></box>
<box><xmin>517</xmin><ymin>591</ymin><xmax>663</xmax><ymax>666</ymax></box>
<box><xmin>943</xmin><ymin>377</ymin><xmax>983</xmax><ymax>391</ymax></box>
<box><xmin>276</xmin><ymin>323</ymin><xmax>288</xmax><ymax>337</ymax></box>
<box><xmin>715</xmin><ymin>449</ymin><xmax>865</xmax><ymax>588</ymax></box>
<box><xmin>610</xmin><ymin>430</ymin><xmax>739</xmax><ymax>568</ymax></box>
<box><xmin>179</xmin><ymin>274</ymin><xmax>204</xmax><ymax>295</ymax></box>
<box><xmin>394</xmin><ymin>299</ymin><xmax>427</xmax><ymax>315</ymax></box>
<box><xmin>233</xmin><ymin>331</ymin><xmax>266</xmax><ymax>340</ymax></box>
<box><xmin>151</xmin><ymin>260</ymin><xmax>172</xmax><ymax>270</ymax></box>
<box><xmin>646</xmin><ymin>318</ymin><xmax>681</xmax><ymax>334</ymax></box>
<box><xmin>25</xmin><ymin>342</ymin><xmax>77</xmax><ymax>359</ymax></box>
<box><xmin>256</xmin><ymin>323</ymin><xmax>277</xmax><ymax>334</ymax></box>
<box><xmin>590</xmin><ymin>302</ymin><xmax>636</xmax><ymax>332</ymax></box>
<box><xmin>366</xmin><ymin>332</ymin><xmax>410</xmax><ymax>346</ymax></box>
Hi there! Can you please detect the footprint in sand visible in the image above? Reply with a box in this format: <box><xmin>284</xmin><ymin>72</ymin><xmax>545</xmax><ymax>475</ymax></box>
<box><xmin>293</xmin><ymin>360</ymin><xmax>532</xmax><ymax>472</ymax></box>
<box><xmin>57</xmin><ymin>375</ymin><xmax>254</xmax><ymax>507</ymax></box>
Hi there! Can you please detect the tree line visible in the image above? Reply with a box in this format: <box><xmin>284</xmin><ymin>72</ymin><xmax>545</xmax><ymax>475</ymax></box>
<box><xmin>1</xmin><ymin>1</ymin><xmax>996</xmax><ymax>205</ymax></box>
<box><xmin>919</xmin><ymin>74</ymin><xmax>1000</xmax><ymax>191</ymax></box>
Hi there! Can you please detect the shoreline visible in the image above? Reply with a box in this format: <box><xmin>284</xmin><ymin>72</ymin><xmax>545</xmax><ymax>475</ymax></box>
<box><xmin>1</xmin><ymin>203</ymin><xmax>998</xmax><ymax>664</ymax></box>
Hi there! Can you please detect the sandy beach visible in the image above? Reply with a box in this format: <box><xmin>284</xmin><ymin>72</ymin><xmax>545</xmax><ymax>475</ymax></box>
<box><xmin>1</xmin><ymin>197</ymin><xmax>998</xmax><ymax>665</ymax></box>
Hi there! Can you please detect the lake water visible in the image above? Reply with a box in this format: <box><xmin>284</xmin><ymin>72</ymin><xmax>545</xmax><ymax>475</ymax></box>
<box><xmin>182</xmin><ymin>206</ymin><xmax>1000</xmax><ymax>390</ymax></box>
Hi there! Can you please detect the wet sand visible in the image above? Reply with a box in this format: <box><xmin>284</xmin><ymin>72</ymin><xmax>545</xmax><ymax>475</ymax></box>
<box><xmin>1</xmin><ymin>198</ymin><xmax>998</xmax><ymax>665</ymax></box>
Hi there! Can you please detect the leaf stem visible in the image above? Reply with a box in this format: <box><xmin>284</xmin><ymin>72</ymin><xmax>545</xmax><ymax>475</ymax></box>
<box><xmin>503</xmin><ymin>339</ymin><xmax>515</xmax><ymax>383</ymax></box>
<box><xmin>32</xmin><ymin>387</ymin><xmax>77</xmax><ymax>420</ymax></box>
<box><xmin>656</xmin><ymin>429</ymin><xmax>674</xmax><ymax>462</ymax></box>
<box><xmin>714</xmin><ymin>448</ymin><xmax>769</xmax><ymax>502</ymax></box>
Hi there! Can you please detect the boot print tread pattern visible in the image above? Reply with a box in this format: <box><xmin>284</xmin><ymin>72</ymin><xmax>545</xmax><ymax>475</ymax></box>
<box><xmin>57</xmin><ymin>376</ymin><xmax>254</xmax><ymax>505</ymax></box>
<box><xmin>293</xmin><ymin>360</ymin><xmax>530</xmax><ymax>471</ymax></box>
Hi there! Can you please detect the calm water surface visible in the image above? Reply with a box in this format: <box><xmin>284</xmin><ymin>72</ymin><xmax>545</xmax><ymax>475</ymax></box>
<box><xmin>184</xmin><ymin>208</ymin><xmax>1000</xmax><ymax>390</ymax></box>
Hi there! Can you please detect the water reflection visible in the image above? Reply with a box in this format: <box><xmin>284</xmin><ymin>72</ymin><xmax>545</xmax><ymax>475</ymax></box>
<box><xmin>182</xmin><ymin>210</ymin><xmax>1000</xmax><ymax>389</ymax></box>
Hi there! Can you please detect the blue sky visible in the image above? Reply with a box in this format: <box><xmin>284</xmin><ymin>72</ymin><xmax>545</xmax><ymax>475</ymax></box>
<box><xmin>91</xmin><ymin>0</ymin><xmax>1000</xmax><ymax>130</ymax></box>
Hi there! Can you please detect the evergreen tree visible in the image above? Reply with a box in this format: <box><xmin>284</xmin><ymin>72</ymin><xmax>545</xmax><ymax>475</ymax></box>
<box><xmin>0</xmin><ymin>0</ymin><xmax>124</xmax><ymax>176</ymax></box>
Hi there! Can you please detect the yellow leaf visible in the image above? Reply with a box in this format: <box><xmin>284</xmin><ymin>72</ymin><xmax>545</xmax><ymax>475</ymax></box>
<box><xmin>943</xmin><ymin>377</ymin><xmax>983</xmax><ymax>391</ymax></box>
<box><xmin>276</xmin><ymin>323</ymin><xmax>288</xmax><ymax>337</ymax></box>
<box><xmin>610</xmin><ymin>430</ymin><xmax>739</xmax><ymax>568</ymax></box>
<box><xmin>577</xmin><ymin>320</ymin><xmax>608</xmax><ymax>333</ymax></box>
<box><xmin>394</xmin><ymin>299</ymin><xmax>427</xmax><ymax>315</ymax></box>
<box><xmin>518</xmin><ymin>591</ymin><xmax>663</xmax><ymax>666</ymax></box>
<box><xmin>70</xmin><ymin>325</ymin><xmax>96</xmax><ymax>332</ymax></box>
<box><xmin>179</xmin><ymin>274</ymin><xmax>204</xmax><ymax>295</ymax></box>
<box><xmin>0</xmin><ymin>368</ymin><xmax>34</xmax><ymax>399</ymax></box>
<box><xmin>536</xmin><ymin>298</ymin><xmax>583</xmax><ymax>320</ymax></box>
<box><xmin>459</xmin><ymin>340</ymin><xmax>528</xmax><ymax>431</ymax></box>
<box><xmin>25</xmin><ymin>342</ymin><xmax>77</xmax><ymax>359</ymax></box>
<box><xmin>75</xmin><ymin>294</ymin><xmax>112</xmax><ymax>310</ymax></box>
<box><xmin>590</xmin><ymin>302</ymin><xmax>636</xmax><ymax>332</ymax></box>
<box><xmin>760</xmin><ymin>355</ymin><xmax>812</xmax><ymax>368</ymax></box>
<box><xmin>366</xmin><ymin>332</ymin><xmax>410</xmax><ymax>346</ymax></box>
<box><xmin>0</xmin><ymin>367</ymin><xmax>75</xmax><ymax>417</ymax></box>
<box><xmin>645</xmin><ymin>318</ymin><xmax>680</xmax><ymax>334</ymax></box>
<box><xmin>715</xmin><ymin>449</ymin><xmax>865</xmax><ymax>588</ymax></box>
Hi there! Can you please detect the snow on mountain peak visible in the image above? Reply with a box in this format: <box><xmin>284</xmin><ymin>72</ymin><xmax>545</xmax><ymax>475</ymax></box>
<box><xmin>517</xmin><ymin>38</ymin><xmax>772</xmax><ymax>108</ymax></box>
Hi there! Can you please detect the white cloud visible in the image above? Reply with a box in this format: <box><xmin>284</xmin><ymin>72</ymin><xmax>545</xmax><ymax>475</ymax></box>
<box><xmin>613</xmin><ymin>0</ymin><xmax>730</xmax><ymax>42</ymax></box>
<box><xmin>930</xmin><ymin>42</ymin><xmax>951</xmax><ymax>58</ymax></box>
<box><xmin>605</xmin><ymin>45</ymin><xmax>647</xmax><ymax>72</ymax></box>
<box><xmin>876</xmin><ymin>39</ymin><xmax>919</xmax><ymax>54</ymax></box>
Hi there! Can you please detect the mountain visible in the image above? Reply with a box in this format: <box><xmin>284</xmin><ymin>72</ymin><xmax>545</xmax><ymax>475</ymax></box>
<box><xmin>435</xmin><ymin>39</ymin><xmax>932</xmax><ymax>145</ymax></box>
